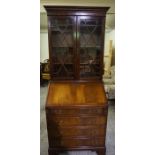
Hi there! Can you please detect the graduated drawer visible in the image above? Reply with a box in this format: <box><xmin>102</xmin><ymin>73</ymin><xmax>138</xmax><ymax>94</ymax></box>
<box><xmin>47</xmin><ymin>116</ymin><xmax>106</xmax><ymax>127</ymax></box>
<box><xmin>48</xmin><ymin>125</ymin><xmax>105</xmax><ymax>138</ymax></box>
<box><xmin>49</xmin><ymin>137</ymin><xmax>105</xmax><ymax>148</ymax></box>
<box><xmin>46</xmin><ymin>107</ymin><xmax>108</xmax><ymax>116</ymax></box>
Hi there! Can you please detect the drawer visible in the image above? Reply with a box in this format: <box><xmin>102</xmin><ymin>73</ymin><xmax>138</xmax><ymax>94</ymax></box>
<box><xmin>49</xmin><ymin>137</ymin><xmax>105</xmax><ymax>148</ymax></box>
<box><xmin>49</xmin><ymin>126</ymin><xmax>105</xmax><ymax>138</ymax></box>
<box><xmin>46</xmin><ymin>107</ymin><xmax>108</xmax><ymax>116</ymax></box>
<box><xmin>47</xmin><ymin>116</ymin><xmax>106</xmax><ymax>127</ymax></box>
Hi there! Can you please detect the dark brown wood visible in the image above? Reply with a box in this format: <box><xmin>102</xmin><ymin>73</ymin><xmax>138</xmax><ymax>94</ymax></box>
<box><xmin>44</xmin><ymin>6</ymin><xmax>109</xmax><ymax>155</ymax></box>
<box><xmin>45</xmin><ymin>6</ymin><xmax>109</xmax><ymax>81</ymax></box>
<box><xmin>48</xmin><ymin>125</ymin><xmax>106</xmax><ymax>138</ymax></box>
<box><xmin>77</xmin><ymin>16</ymin><xmax>104</xmax><ymax>80</ymax></box>
<box><xmin>101</xmin><ymin>16</ymin><xmax>106</xmax><ymax>77</ymax></box>
<box><xmin>44</xmin><ymin>6</ymin><xmax>109</xmax><ymax>16</ymax></box>
<box><xmin>97</xmin><ymin>148</ymin><xmax>106</xmax><ymax>155</ymax></box>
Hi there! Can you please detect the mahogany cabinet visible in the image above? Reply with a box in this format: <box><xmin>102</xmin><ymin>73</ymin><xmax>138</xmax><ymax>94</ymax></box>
<box><xmin>46</xmin><ymin>82</ymin><xmax>108</xmax><ymax>155</ymax></box>
<box><xmin>44</xmin><ymin>6</ymin><xmax>109</xmax><ymax>155</ymax></box>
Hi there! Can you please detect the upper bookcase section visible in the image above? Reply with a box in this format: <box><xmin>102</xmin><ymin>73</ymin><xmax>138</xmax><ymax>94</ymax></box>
<box><xmin>44</xmin><ymin>6</ymin><xmax>110</xmax><ymax>81</ymax></box>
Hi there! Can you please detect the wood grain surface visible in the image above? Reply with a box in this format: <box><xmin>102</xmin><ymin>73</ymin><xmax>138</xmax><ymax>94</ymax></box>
<box><xmin>46</xmin><ymin>82</ymin><xmax>107</xmax><ymax>106</ymax></box>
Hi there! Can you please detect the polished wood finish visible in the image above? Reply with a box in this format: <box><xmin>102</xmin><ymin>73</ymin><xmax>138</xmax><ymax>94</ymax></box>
<box><xmin>46</xmin><ymin>82</ymin><xmax>107</xmax><ymax>106</ymax></box>
<box><xmin>44</xmin><ymin>6</ymin><xmax>109</xmax><ymax>155</ymax></box>
<box><xmin>46</xmin><ymin>82</ymin><xmax>108</xmax><ymax>155</ymax></box>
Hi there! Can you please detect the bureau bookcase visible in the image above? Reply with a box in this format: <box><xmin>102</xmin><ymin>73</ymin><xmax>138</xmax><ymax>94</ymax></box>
<box><xmin>44</xmin><ymin>6</ymin><xmax>109</xmax><ymax>155</ymax></box>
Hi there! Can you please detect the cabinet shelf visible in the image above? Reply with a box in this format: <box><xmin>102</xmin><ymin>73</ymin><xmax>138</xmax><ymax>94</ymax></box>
<box><xmin>80</xmin><ymin>25</ymin><xmax>102</xmax><ymax>27</ymax></box>
<box><xmin>80</xmin><ymin>63</ymin><xmax>99</xmax><ymax>65</ymax></box>
<box><xmin>52</xmin><ymin>46</ymin><xmax>74</xmax><ymax>48</ymax></box>
<box><xmin>80</xmin><ymin>46</ymin><xmax>101</xmax><ymax>48</ymax></box>
<box><xmin>53</xmin><ymin>63</ymin><xmax>73</xmax><ymax>65</ymax></box>
<box><xmin>51</xmin><ymin>24</ymin><xmax>73</xmax><ymax>27</ymax></box>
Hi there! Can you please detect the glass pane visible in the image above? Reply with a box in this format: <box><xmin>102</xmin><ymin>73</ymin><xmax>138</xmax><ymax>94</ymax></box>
<box><xmin>79</xmin><ymin>18</ymin><xmax>102</xmax><ymax>78</ymax></box>
<box><xmin>51</xmin><ymin>17</ymin><xmax>74</xmax><ymax>79</ymax></box>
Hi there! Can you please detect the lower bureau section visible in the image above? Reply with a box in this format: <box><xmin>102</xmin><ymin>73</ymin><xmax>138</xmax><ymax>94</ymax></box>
<box><xmin>49</xmin><ymin>137</ymin><xmax>105</xmax><ymax>148</ymax></box>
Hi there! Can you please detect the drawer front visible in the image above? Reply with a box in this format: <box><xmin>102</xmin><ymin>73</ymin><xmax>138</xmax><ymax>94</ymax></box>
<box><xmin>47</xmin><ymin>116</ymin><xmax>106</xmax><ymax>127</ymax></box>
<box><xmin>47</xmin><ymin>107</ymin><xmax>108</xmax><ymax>116</ymax></box>
<box><xmin>49</xmin><ymin>126</ymin><xmax>105</xmax><ymax>137</ymax></box>
<box><xmin>50</xmin><ymin>137</ymin><xmax>105</xmax><ymax>148</ymax></box>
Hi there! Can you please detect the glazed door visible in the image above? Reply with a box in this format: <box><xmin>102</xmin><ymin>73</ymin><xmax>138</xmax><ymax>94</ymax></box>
<box><xmin>48</xmin><ymin>16</ymin><xmax>76</xmax><ymax>80</ymax></box>
<box><xmin>77</xmin><ymin>16</ymin><xmax>104</xmax><ymax>80</ymax></box>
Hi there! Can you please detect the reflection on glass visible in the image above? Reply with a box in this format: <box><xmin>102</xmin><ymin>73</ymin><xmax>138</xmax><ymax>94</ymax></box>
<box><xmin>51</xmin><ymin>18</ymin><xmax>74</xmax><ymax>79</ymax></box>
<box><xmin>80</xmin><ymin>18</ymin><xmax>102</xmax><ymax>78</ymax></box>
